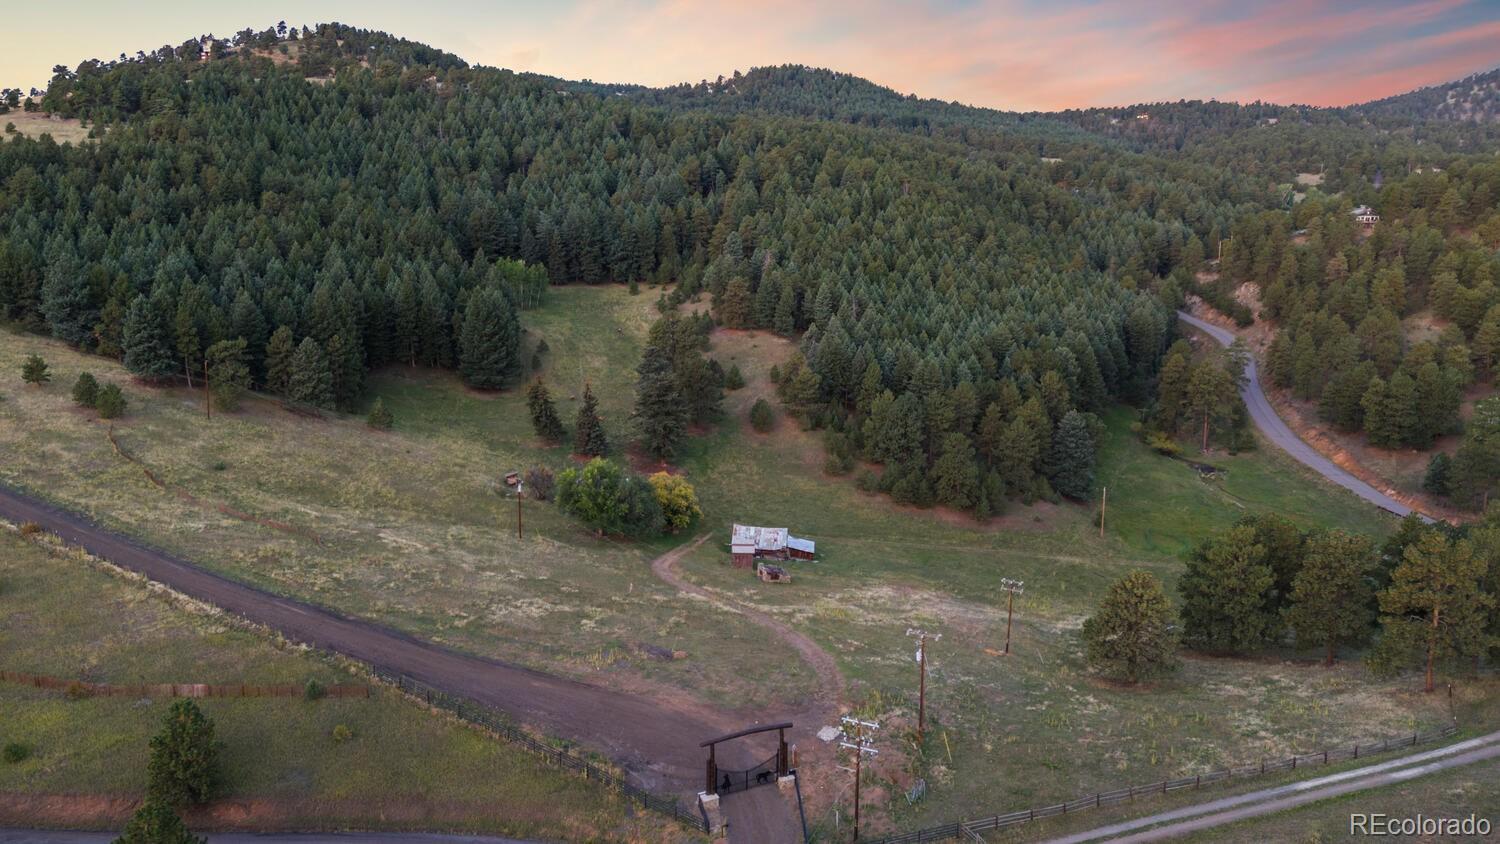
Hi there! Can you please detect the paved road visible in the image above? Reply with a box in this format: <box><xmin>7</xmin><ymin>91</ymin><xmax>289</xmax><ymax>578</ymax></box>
<box><xmin>0</xmin><ymin>833</ymin><xmax>532</xmax><ymax>844</ymax></box>
<box><xmin>1045</xmin><ymin>729</ymin><xmax>1500</xmax><ymax>843</ymax></box>
<box><xmin>0</xmin><ymin>484</ymin><xmax>748</xmax><ymax>794</ymax></box>
<box><xmin>1176</xmin><ymin>311</ymin><xmax>1427</xmax><ymax>522</ymax></box>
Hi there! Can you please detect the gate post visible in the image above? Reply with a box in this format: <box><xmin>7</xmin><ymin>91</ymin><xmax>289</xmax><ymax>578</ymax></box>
<box><xmin>706</xmin><ymin>743</ymin><xmax>718</xmax><ymax>795</ymax></box>
<box><xmin>777</xmin><ymin>727</ymin><xmax>789</xmax><ymax>776</ymax></box>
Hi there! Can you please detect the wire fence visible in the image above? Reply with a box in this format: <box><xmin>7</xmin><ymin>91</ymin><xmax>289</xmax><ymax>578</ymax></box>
<box><xmin>370</xmin><ymin>667</ymin><xmax>709</xmax><ymax>833</ymax></box>
<box><xmin>864</xmin><ymin>724</ymin><xmax>1460</xmax><ymax>844</ymax></box>
<box><xmin>0</xmin><ymin>670</ymin><xmax>368</xmax><ymax>699</ymax></box>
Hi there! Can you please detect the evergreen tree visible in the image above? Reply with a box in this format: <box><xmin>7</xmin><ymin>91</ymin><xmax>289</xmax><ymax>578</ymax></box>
<box><xmin>1179</xmin><ymin>524</ymin><xmax>1279</xmax><ymax>654</ymax></box>
<box><xmin>724</xmin><ymin>363</ymin><xmax>745</xmax><ymax>390</ymax></box>
<box><xmin>573</xmin><ymin>383</ymin><xmax>609</xmax><ymax>456</ymax></box>
<box><xmin>1285</xmin><ymin>530</ymin><xmax>1374</xmax><ymax>665</ymax></box>
<box><xmin>1422</xmin><ymin>452</ymin><xmax>1453</xmax><ymax>497</ymax></box>
<box><xmin>95</xmin><ymin>383</ymin><xmax>126</xmax><ymax>419</ymax></box>
<box><xmin>749</xmin><ymin>397</ymin><xmax>775</xmax><ymax>432</ymax></box>
<box><xmin>1187</xmin><ymin>362</ymin><xmax>1235</xmax><ymax>451</ymax></box>
<box><xmin>1372</xmin><ymin>531</ymin><xmax>1493</xmax><ymax>692</ymax></box>
<box><xmin>21</xmin><ymin>353</ymin><xmax>50</xmax><ymax>386</ymax></box>
<box><xmin>1082</xmin><ymin>570</ymin><xmax>1179</xmax><ymax>684</ymax></box>
<box><xmin>122</xmin><ymin>297</ymin><xmax>176</xmax><ymax>382</ymax></box>
<box><xmin>71</xmin><ymin>371</ymin><xmax>99</xmax><ymax>406</ymax></box>
<box><xmin>146</xmin><ymin>700</ymin><xmax>217</xmax><ymax>807</ymax></box>
<box><xmin>205</xmin><ymin>338</ymin><xmax>250</xmax><ymax>411</ymax></box>
<box><xmin>366</xmin><ymin>397</ymin><xmax>393</xmax><ymax>430</ymax></box>
<box><xmin>633</xmin><ymin>345</ymin><xmax>688</xmax><ymax>461</ymax></box>
<box><xmin>113</xmin><ymin>801</ymin><xmax>205</xmax><ymax>844</ymax></box>
<box><xmin>39</xmin><ymin>255</ymin><xmax>95</xmax><ymax>347</ymax></box>
<box><xmin>325</xmin><ymin>333</ymin><xmax>364</xmax><ymax>410</ymax></box>
<box><xmin>929</xmin><ymin>433</ymin><xmax>980</xmax><ymax>510</ymax></box>
<box><xmin>263</xmin><ymin>326</ymin><xmax>295</xmax><ymax>396</ymax></box>
<box><xmin>458</xmin><ymin>287</ymin><xmax>521</xmax><ymax>389</ymax></box>
<box><xmin>287</xmin><ymin>337</ymin><xmax>334</xmax><ymax>408</ymax></box>
<box><xmin>526</xmin><ymin>378</ymin><xmax>566</xmax><ymax>443</ymax></box>
<box><xmin>1046</xmin><ymin>410</ymin><xmax>1096</xmax><ymax>501</ymax></box>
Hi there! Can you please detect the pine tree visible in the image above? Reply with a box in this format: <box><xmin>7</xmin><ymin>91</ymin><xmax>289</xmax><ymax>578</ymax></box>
<box><xmin>749</xmin><ymin>397</ymin><xmax>775</xmax><ymax>432</ymax></box>
<box><xmin>1422</xmin><ymin>452</ymin><xmax>1453</xmax><ymax>497</ymax></box>
<box><xmin>1046</xmin><ymin>410</ymin><xmax>1095</xmax><ymax>500</ymax></box>
<box><xmin>526</xmin><ymin>378</ymin><xmax>566</xmax><ymax>443</ymax></box>
<box><xmin>366</xmin><ymin>397</ymin><xmax>393</xmax><ymax>430</ymax></box>
<box><xmin>122</xmin><ymin>297</ymin><xmax>177</xmax><ymax>383</ymax></box>
<box><xmin>1082</xmin><ymin>570</ymin><xmax>1179</xmax><ymax>684</ymax></box>
<box><xmin>724</xmin><ymin>363</ymin><xmax>745</xmax><ymax>390</ymax></box>
<box><xmin>574</xmin><ymin>383</ymin><xmax>609</xmax><ymax>456</ymax></box>
<box><xmin>929</xmin><ymin>433</ymin><xmax>980</xmax><ymax>510</ymax></box>
<box><xmin>1286</xmin><ymin>530</ymin><xmax>1374</xmax><ymax>665</ymax></box>
<box><xmin>71</xmin><ymin>371</ymin><xmax>99</xmax><ymax>406</ymax></box>
<box><xmin>325</xmin><ymin>333</ymin><xmax>364</xmax><ymax>410</ymax></box>
<box><xmin>458</xmin><ymin>287</ymin><xmax>521</xmax><ymax>389</ymax></box>
<box><xmin>95</xmin><ymin>383</ymin><xmax>126</xmax><ymax>419</ymax></box>
<box><xmin>1372</xmin><ymin>531</ymin><xmax>1493</xmax><ymax>692</ymax></box>
<box><xmin>40</xmin><ymin>255</ymin><xmax>95</xmax><ymax>347</ymax></box>
<box><xmin>634</xmin><ymin>345</ymin><xmax>688</xmax><ymax>461</ymax></box>
<box><xmin>716</xmin><ymin>277</ymin><xmax>752</xmax><ymax>327</ymax></box>
<box><xmin>205</xmin><ymin>338</ymin><xmax>250</xmax><ymax>411</ymax></box>
<box><xmin>263</xmin><ymin>326</ymin><xmax>295</xmax><ymax>395</ymax></box>
<box><xmin>287</xmin><ymin>337</ymin><xmax>334</xmax><ymax>409</ymax></box>
<box><xmin>1179</xmin><ymin>524</ymin><xmax>1279</xmax><ymax>654</ymax></box>
<box><xmin>114</xmin><ymin>801</ymin><xmax>205</xmax><ymax>844</ymax></box>
<box><xmin>21</xmin><ymin>353</ymin><xmax>50</xmax><ymax>386</ymax></box>
<box><xmin>146</xmin><ymin>700</ymin><xmax>217</xmax><ymax>807</ymax></box>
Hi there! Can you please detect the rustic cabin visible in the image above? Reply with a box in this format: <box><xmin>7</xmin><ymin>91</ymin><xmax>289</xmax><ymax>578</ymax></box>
<box><xmin>730</xmin><ymin>524</ymin><xmax>816</xmax><ymax>568</ymax></box>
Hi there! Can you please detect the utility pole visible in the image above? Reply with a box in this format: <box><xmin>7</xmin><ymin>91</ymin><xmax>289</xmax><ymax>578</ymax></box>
<box><xmin>905</xmin><ymin>628</ymin><xmax>940</xmax><ymax>745</ymax></box>
<box><xmin>516</xmin><ymin>479</ymin><xmax>524</xmax><ymax>540</ymax></box>
<box><xmin>838</xmin><ymin>716</ymin><xmax>879</xmax><ymax>842</ymax></box>
<box><xmin>203</xmin><ymin>359</ymin><xmax>211</xmax><ymax>419</ymax></box>
<box><xmin>1000</xmin><ymin>578</ymin><xmax>1025</xmax><ymax>656</ymax></box>
<box><xmin>1099</xmin><ymin>486</ymin><xmax>1107</xmax><ymax>538</ymax></box>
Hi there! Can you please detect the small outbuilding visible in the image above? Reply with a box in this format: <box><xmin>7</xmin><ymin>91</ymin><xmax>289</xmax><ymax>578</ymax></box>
<box><xmin>730</xmin><ymin>524</ymin><xmax>816</xmax><ymax>568</ymax></box>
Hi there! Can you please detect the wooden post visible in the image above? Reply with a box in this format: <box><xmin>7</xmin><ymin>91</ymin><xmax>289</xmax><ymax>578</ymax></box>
<box><xmin>917</xmin><ymin>634</ymin><xmax>927</xmax><ymax>745</ymax></box>
<box><xmin>204</xmin><ymin>359</ymin><xmax>211</xmax><ymax>419</ymax></box>
<box><xmin>852</xmin><ymin>747</ymin><xmax>862</xmax><ymax>842</ymax></box>
<box><xmin>1099</xmin><ymin>486</ymin><xmax>1107</xmax><ymax>538</ymax></box>
<box><xmin>706</xmin><ymin>743</ymin><xmax>716</xmax><ymax>794</ymax></box>
<box><xmin>517</xmin><ymin>488</ymin><xmax>523</xmax><ymax>540</ymax></box>
<box><xmin>1003</xmin><ymin>591</ymin><xmax>1015</xmax><ymax>656</ymax></box>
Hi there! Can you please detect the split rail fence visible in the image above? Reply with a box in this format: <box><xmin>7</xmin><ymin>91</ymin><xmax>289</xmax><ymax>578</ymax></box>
<box><xmin>371</xmin><ymin>667</ymin><xmax>709</xmax><ymax>833</ymax></box>
<box><xmin>864</xmin><ymin>724</ymin><xmax>1460</xmax><ymax>844</ymax></box>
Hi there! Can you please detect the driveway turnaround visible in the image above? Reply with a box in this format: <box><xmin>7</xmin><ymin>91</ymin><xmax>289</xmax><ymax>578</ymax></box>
<box><xmin>0</xmin><ymin>484</ymin><xmax>758</xmax><ymax>794</ymax></box>
<box><xmin>1176</xmin><ymin>311</ymin><xmax>1427</xmax><ymax>521</ymax></box>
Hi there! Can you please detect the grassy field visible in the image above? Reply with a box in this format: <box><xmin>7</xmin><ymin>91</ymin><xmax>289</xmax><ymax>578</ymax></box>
<box><xmin>2</xmin><ymin>111</ymin><xmax>92</xmax><ymax>144</ymax></box>
<box><xmin>2</xmin><ymin>285</ymin><xmax>1490</xmax><ymax>837</ymax></box>
<box><xmin>0</xmin><ymin>525</ymin><xmax>683</xmax><ymax>840</ymax></box>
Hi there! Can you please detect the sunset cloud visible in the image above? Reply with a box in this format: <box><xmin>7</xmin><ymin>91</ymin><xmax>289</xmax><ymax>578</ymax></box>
<box><xmin>5</xmin><ymin>0</ymin><xmax>1497</xmax><ymax>109</ymax></box>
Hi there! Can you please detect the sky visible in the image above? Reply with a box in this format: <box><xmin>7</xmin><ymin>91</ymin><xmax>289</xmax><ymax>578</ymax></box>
<box><xmin>5</xmin><ymin>0</ymin><xmax>1499</xmax><ymax>111</ymax></box>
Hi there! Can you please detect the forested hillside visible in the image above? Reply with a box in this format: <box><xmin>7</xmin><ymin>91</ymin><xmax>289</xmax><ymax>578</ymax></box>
<box><xmin>1</xmin><ymin>22</ymin><xmax>1497</xmax><ymax>515</ymax></box>
<box><xmin>1355</xmin><ymin>67</ymin><xmax>1500</xmax><ymax>124</ymax></box>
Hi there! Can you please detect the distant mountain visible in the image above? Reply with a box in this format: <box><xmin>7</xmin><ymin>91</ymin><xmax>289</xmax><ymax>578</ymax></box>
<box><xmin>1352</xmin><ymin>66</ymin><xmax>1500</xmax><ymax>124</ymax></box>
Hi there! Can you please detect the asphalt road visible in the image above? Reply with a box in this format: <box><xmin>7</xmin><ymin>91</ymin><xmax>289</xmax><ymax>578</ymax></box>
<box><xmin>0</xmin><ymin>485</ymin><xmax>755</xmax><ymax>794</ymax></box>
<box><xmin>1045</xmin><ymin>729</ymin><xmax>1500</xmax><ymax>843</ymax></box>
<box><xmin>1175</xmin><ymin>311</ymin><xmax>1427</xmax><ymax>522</ymax></box>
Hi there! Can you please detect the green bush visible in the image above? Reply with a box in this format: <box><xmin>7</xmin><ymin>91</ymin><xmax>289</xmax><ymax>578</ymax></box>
<box><xmin>303</xmin><ymin>679</ymin><xmax>327</xmax><ymax>701</ymax></box>
<box><xmin>366</xmin><ymin>397</ymin><xmax>393</xmax><ymax>430</ymax></box>
<box><xmin>71</xmin><ymin>371</ymin><xmax>100</xmax><ymax>406</ymax></box>
<box><xmin>95</xmin><ymin>383</ymin><xmax>127</xmax><ymax>419</ymax></box>
<box><xmin>147</xmin><ymin>700</ymin><xmax>217</xmax><ymax>807</ymax></box>
<box><xmin>724</xmin><ymin>364</ymin><xmax>745</xmax><ymax>390</ymax></box>
<box><xmin>115</xmin><ymin>800</ymin><xmax>204</xmax><ymax>844</ymax></box>
<box><xmin>331</xmin><ymin>724</ymin><xmax>353</xmax><ymax>743</ymax></box>
<box><xmin>2</xmin><ymin>742</ymin><xmax>29</xmax><ymax>763</ymax></box>
<box><xmin>749</xmin><ymin>398</ymin><xmax>775</xmax><ymax>433</ymax></box>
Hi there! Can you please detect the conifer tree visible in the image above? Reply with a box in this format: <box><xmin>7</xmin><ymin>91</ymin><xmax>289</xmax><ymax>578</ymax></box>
<box><xmin>205</xmin><ymin>338</ymin><xmax>250</xmax><ymax>411</ymax></box>
<box><xmin>458</xmin><ymin>287</ymin><xmax>521</xmax><ymax>389</ymax></box>
<box><xmin>21</xmin><ymin>353</ymin><xmax>50</xmax><ymax>386</ymax></box>
<box><xmin>146</xmin><ymin>700</ymin><xmax>217</xmax><ymax>807</ymax></box>
<box><xmin>122</xmin><ymin>297</ymin><xmax>177</xmax><ymax>383</ymax></box>
<box><xmin>526</xmin><ymin>378</ymin><xmax>566</xmax><ymax>443</ymax></box>
<box><xmin>724</xmin><ymin>363</ymin><xmax>745</xmax><ymax>390</ymax></box>
<box><xmin>1082</xmin><ymin>570</ymin><xmax>1178</xmax><ymax>684</ymax></box>
<box><xmin>287</xmin><ymin>337</ymin><xmax>334</xmax><ymax>408</ymax></box>
<box><xmin>1179</xmin><ymin>524</ymin><xmax>1279</xmax><ymax>654</ymax></box>
<box><xmin>326</xmin><ymin>333</ymin><xmax>364</xmax><ymax>410</ymax></box>
<box><xmin>1372</xmin><ymin>531</ymin><xmax>1493</xmax><ymax>692</ymax></box>
<box><xmin>115</xmin><ymin>801</ymin><xmax>204</xmax><ymax>844</ymax></box>
<box><xmin>1286</xmin><ymin>530</ymin><xmax>1374</xmax><ymax>665</ymax></box>
<box><xmin>71</xmin><ymin>371</ymin><xmax>99</xmax><ymax>406</ymax></box>
<box><xmin>574</xmin><ymin>383</ymin><xmax>609</xmax><ymax>456</ymax></box>
<box><xmin>1046</xmin><ymin>410</ymin><xmax>1096</xmax><ymax>500</ymax></box>
<box><xmin>366</xmin><ymin>397</ymin><xmax>393</xmax><ymax>430</ymax></box>
<box><xmin>634</xmin><ymin>345</ymin><xmax>688</xmax><ymax>461</ymax></box>
<box><xmin>95</xmin><ymin>383</ymin><xmax>126</xmax><ymax>419</ymax></box>
<box><xmin>929</xmin><ymin>432</ymin><xmax>980</xmax><ymax>510</ymax></box>
<box><xmin>263</xmin><ymin>326</ymin><xmax>295</xmax><ymax>396</ymax></box>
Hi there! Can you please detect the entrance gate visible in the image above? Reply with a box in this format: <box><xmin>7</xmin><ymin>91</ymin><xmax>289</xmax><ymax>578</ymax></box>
<box><xmin>701</xmin><ymin>721</ymin><xmax>793</xmax><ymax>795</ymax></box>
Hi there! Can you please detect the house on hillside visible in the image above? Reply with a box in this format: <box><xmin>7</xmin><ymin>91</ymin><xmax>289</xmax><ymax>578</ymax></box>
<box><xmin>730</xmin><ymin>524</ymin><xmax>815</xmax><ymax>568</ymax></box>
<box><xmin>1352</xmin><ymin>205</ymin><xmax>1380</xmax><ymax>225</ymax></box>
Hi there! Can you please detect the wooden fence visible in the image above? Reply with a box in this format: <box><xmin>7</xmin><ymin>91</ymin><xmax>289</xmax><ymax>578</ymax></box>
<box><xmin>371</xmin><ymin>667</ymin><xmax>709</xmax><ymax>833</ymax></box>
<box><xmin>0</xmin><ymin>670</ymin><xmax>368</xmax><ymax>699</ymax></box>
<box><xmin>863</xmin><ymin>724</ymin><xmax>1460</xmax><ymax>844</ymax></box>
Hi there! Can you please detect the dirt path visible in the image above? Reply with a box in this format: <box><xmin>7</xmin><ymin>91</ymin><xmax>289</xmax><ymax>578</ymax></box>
<box><xmin>1177</xmin><ymin>311</ymin><xmax>1431</xmax><ymax>523</ymax></box>
<box><xmin>1046</xmin><ymin>729</ymin><xmax>1500</xmax><ymax>843</ymax></box>
<box><xmin>651</xmin><ymin>535</ymin><xmax>845</xmax><ymax>714</ymax></box>
<box><xmin>0</xmin><ymin>484</ymin><xmax>778</xmax><ymax>795</ymax></box>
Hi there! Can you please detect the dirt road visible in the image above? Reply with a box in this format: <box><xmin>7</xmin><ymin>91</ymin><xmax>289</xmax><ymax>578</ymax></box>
<box><xmin>0</xmin><ymin>484</ymin><xmax>761</xmax><ymax>794</ymax></box>
<box><xmin>1176</xmin><ymin>311</ymin><xmax>1428</xmax><ymax>522</ymax></box>
<box><xmin>0</xmin><ymin>833</ymin><xmax>532</xmax><ymax>844</ymax></box>
<box><xmin>1046</xmin><ymin>729</ymin><xmax>1500</xmax><ymax>843</ymax></box>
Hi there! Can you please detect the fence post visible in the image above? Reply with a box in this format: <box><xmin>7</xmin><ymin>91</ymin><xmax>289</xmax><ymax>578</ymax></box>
<box><xmin>1324</xmin><ymin>750</ymin><xmax>1328</xmax><ymax>764</ymax></box>
<box><xmin>1354</xmin><ymin>744</ymin><xmax>1359</xmax><ymax>759</ymax></box>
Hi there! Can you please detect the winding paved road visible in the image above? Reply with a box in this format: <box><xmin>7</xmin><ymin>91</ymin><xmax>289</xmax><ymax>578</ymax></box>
<box><xmin>1045</xmin><ymin>729</ymin><xmax>1500</xmax><ymax>843</ymax></box>
<box><xmin>1176</xmin><ymin>311</ymin><xmax>1428</xmax><ymax>522</ymax></box>
<box><xmin>0</xmin><ymin>485</ymin><xmax>776</xmax><ymax>795</ymax></box>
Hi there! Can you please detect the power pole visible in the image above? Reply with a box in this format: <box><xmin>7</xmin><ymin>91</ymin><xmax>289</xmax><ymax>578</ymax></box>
<box><xmin>1000</xmin><ymin>578</ymin><xmax>1025</xmax><ymax>656</ymax></box>
<box><xmin>203</xmin><ymin>359</ymin><xmax>211</xmax><ymax>419</ymax></box>
<box><xmin>516</xmin><ymin>480</ymin><xmax>524</xmax><ymax>540</ymax></box>
<box><xmin>1099</xmin><ymin>486</ymin><xmax>1107</xmax><ymax>538</ymax></box>
<box><xmin>838</xmin><ymin>716</ymin><xmax>879</xmax><ymax>842</ymax></box>
<box><xmin>905</xmin><ymin>628</ymin><xmax>940</xmax><ymax>745</ymax></box>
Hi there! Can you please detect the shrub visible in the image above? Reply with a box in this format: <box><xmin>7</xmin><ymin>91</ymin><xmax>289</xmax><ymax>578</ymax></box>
<box><xmin>2</xmin><ymin>742</ymin><xmax>28</xmax><ymax>763</ymax></box>
<box><xmin>64</xmin><ymin>681</ymin><xmax>90</xmax><ymax>700</ymax></box>
<box><xmin>115</xmin><ymin>801</ymin><xmax>204</xmax><ymax>844</ymax></box>
<box><xmin>749</xmin><ymin>398</ymin><xmax>775</xmax><ymax>432</ymax></box>
<box><xmin>724</xmin><ymin>364</ymin><xmax>745</xmax><ymax>390</ymax></box>
<box><xmin>523</xmin><ymin>466</ymin><xmax>555</xmax><ymax>501</ymax></box>
<box><xmin>147</xmin><ymin>700</ymin><xmax>217</xmax><ymax>807</ymax></box>
<box><xmin>556</xmin><ymin>458</ymin><xmax>664</xmax><ymax>537</ymax></box>
<box><xmin>648</xmin><ymin>472</ymin><xmax>702</xmax><ymax>533</ymax></box>
<box><xmin>210</xmin><ymin>461</ymin><xmax>227</xmax><ymax>472</ymax></box>
<box><xmin>331</xmin><ymin>724</ymin><xmax>353</xmax><ymax>743</ymax></box>
<box><xmin>18</xmin><ymin>521</ymin><xmax>42</xmax><ymax>538</ymax></box>
<box><xmin>95</xmin><ymin>383</ymin><xmax>127</xmax><ymax>419</ymax></box>
<box><xmin>71</xmin><ymin>372</ymin><xmax>100</xmax><ymax>406</ymax></box>
<box><xmin>366</xmin><ymin>397</ymin><xmax>393</xmax><ymax>430</ymax></box>
<box><xmin>855</xmin><ymin>469</ymin><xmax>880</xmax><ymax>493</ymax></box>
<box><xmin>1145</xmin><ymin>430</ymin><xmax>1182</xmax><ymax>457</ymax></box>
<box><xmin>303</xmin><ymin>679</ymin><xmax>327</xmax><ymax>701</ymax></box>
<box><xmin>21</xmin><ymin>354</ymin><xmax>50</xmax><ymax>386</ymax></box>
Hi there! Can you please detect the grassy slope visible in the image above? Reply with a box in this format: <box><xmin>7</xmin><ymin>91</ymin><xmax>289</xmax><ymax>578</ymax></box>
<box><xmin>0</xmin><ymin>527</ymin><xmax>678</xmax><ymax>840</ymax></box>
<box><xmin>1</xmin><ymin>285</ymin><xmax>1491</xmax><ymax>837</ymax></box>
